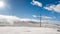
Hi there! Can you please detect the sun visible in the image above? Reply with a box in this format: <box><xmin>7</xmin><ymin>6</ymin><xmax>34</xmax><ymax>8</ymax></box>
<box><xmin>0</xmin><ymin>1</ymin><xmax>5</xmax><ymax>7</ymax></box>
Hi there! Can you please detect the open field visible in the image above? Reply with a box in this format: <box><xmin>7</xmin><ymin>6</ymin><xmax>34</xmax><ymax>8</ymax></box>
<box><xmin>0</xmin><ymin>27</ymin><xmax>60</xmax><ymax>34</ymax></box>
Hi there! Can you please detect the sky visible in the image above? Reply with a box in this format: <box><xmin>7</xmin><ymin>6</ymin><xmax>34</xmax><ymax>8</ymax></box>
<box><xmin>0</xmin><ymin>0</ymin><xmax>60</xmax><ymax>22</ymax></box>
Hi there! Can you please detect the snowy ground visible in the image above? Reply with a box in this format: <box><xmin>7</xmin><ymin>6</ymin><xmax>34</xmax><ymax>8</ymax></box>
<box><xmin>0</xmin><ymin>27</ymin><xmax>60</xmax><ymax>34</ymax></box>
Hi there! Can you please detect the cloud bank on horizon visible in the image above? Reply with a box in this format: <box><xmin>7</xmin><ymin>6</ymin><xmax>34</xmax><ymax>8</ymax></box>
<box><xmin>0</xmin><ymin>15</ymin><xmax>59</xmax><ymax>27</ymax></box>
<box><xmin>0</xmin><ymin>15</ymin><xmax>59</xmax><ymax>24</ymax></box>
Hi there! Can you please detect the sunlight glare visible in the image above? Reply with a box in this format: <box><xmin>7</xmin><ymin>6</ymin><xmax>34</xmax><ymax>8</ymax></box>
<box><xmin>0</xmin><ymin>1</ymin><xmax>5</xmax><ymax>7</ymax></box>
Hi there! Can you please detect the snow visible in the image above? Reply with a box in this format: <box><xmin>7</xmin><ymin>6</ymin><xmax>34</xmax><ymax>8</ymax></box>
<box><xmin>0</xmin><ymin>27</ymin><xmax>60</xmax><ymax>34</ymax></box>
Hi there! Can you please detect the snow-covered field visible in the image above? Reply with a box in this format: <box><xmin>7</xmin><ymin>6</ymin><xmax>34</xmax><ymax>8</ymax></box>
<box><xmin>0</xmin><ymin>27</ymin><xmax>60</xmax><ymax>34</ymax></box>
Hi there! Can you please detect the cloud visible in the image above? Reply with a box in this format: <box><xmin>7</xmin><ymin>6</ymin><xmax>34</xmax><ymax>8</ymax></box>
<box><xmin>32</xmin><ymin>15</ymin><xmax>37</xmax><ymax>18</ymax></box>
<box><xmin>0</xmin><ymin>15</ymin><xmax>59</xmax><ymax>27</ymax></box>
<box><xmin>0</xmin><ymin>15</ymin><xmax>40</xmax><ymax>25</ymax></box>
<box><xmin>0</xmin><ymin>15</ymin><xmax>20</xmax><ymax>25</ymax></box>
<box><xmin>44</xmin><ymin>4</ymin><xmax>60</xmax><ymax>13</ymax></box>
<box><xmin>20</xmin><ymin>18</ymin><xmax>40</xmax><ymax>22</ymax></box>
<box><xmin>31</xmin><ymin>0</ymin><xmax>60</xmax><ymax>13</ymax></box>
<box><xmin>40</xmin><ymin>16</ymin><xmax>53</xmax><ymax>19</ymax></box>
<box><xmin>32</xmin><ymin>15</ymin><xmax>55</xmax><ymax>19</ymax></box>
<box><xmin>0</xmin><ymin>15</ymin><xmax>52</xmax><ymax>23</ymax></box>
<box><xmin>31</xmin><ymin>0</ymin><xmax>42</xmax><ymax>7</ymax></box>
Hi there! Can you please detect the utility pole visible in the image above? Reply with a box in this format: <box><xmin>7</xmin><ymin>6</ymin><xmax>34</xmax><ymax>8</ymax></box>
<box><xmin>40</xmin><ymin>13</ymin><xmax>42</xmax><ymax>27</ymax></box>
<box><xmin>32</xmin><ymin>14</ymin><xmax>42</xmax><ymax>27</ymax></box>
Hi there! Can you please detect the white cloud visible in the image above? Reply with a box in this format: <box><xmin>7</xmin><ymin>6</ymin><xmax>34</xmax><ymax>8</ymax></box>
<box><xmin>31</xmin><ymin>0</ymin><xmax>60</xmax><ymax>13</ymax></box>
<box><xmin>0</xmin><ymin>15</ymin><xmax>20</xmax><ymax>25</ymax></box>
<box><xmin>20</xmin><ymin>18</ymin><xmax>40</xmax><ymax>22</ymax></box>
<box><xmin>41</xmin><ymin>16</ymin><xmax>52</xmax><ymax>19</ymax></box>
<box><xmin>32</xmin><ymin>15</ymin><xmax>37</xmax><ymax>18</ymax></box>
<box><xmin>44</xmin><ymin>4</ymin><xmax>60</xmax><ymax>13</ymax></box>
<box><xmin>32</xmin><ymin>15</ymin><xmax>55</xmax><ymax>19</ymax></box>
<box><xmin>31</xmin><ymin>0</ymin><xmax>42</xmax><ymax>7</ymax></box>
<box><xmin>0</xmin><ymin>15</ymin><xmax>40</xmax><ymax>25</ymax></box>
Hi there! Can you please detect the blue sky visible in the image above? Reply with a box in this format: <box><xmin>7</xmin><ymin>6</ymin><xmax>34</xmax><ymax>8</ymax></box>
<box><xmin>0</xmin><ymin>0</ymin><xmax>60</xmax><ymax>21</ymax></box>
